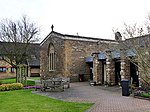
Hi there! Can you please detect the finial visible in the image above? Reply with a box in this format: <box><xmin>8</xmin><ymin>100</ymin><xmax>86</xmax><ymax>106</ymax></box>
<box><xmin>51</xmin><ymin>24</ymin><xmax>54</xmax><ymax>31</ymax></box>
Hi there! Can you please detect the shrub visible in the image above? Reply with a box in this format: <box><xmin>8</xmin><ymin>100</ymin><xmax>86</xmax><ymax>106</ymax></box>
<box><xmin>140</xmin><ymin>93</ymin><xmax>150</xmax><ymax>98</ymax></box>
<box><xmin>0</xmin><ymin>83</ymin><xmax>23</xmax><ymax>91</ymax></box>
<box><xmin>23</xmin><ymin>80</ymin><xmax>35</xmax><ymax>86</ymax></box>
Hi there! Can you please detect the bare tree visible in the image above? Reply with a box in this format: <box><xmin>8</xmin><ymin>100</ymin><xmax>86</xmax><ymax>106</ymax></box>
<box><xmin>117</xmin><ymin>16</ymin><xmax>150</xmax><ymax>87</ymax></box>
<box><xmin>0</xmin><ymin>16</ymin><xmax>40</xmax><ymax>83</ymax></box>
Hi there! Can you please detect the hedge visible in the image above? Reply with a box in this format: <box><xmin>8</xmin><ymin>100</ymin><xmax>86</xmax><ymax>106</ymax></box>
<box><xmin>0</xmin><ymin>83</ymin><xmax>23</xmax><ymax>91</ymax></box>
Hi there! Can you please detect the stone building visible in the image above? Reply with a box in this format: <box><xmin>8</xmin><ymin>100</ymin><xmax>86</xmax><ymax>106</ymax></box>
<box><xmin>40</xmin><ymin>31</ymin><xmax>117</xmax><ymax>82</ymax></box>
<box><xmin>40</xmin><ymin>31</ymin><xmax>143</xmax><ymax>86</ymax></box>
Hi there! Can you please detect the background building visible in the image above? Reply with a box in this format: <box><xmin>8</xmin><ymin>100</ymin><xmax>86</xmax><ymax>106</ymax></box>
<box><xmin>0</xmin><ymin>42</ymin><xmax>40</xmax><ymax>79</ymax></box>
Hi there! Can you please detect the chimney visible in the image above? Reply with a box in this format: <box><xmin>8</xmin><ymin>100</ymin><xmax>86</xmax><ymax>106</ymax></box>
<box><xmin>115</xmin><ymin>32</ymin><xmax>122</xmax><ymax>41</ymax></box>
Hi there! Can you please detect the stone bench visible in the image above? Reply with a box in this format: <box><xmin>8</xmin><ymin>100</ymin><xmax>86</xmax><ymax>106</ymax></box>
<box><xmin>35</xmin><ymin>77</ymin><xmax>70</xmax><ymax>91</ymax></box>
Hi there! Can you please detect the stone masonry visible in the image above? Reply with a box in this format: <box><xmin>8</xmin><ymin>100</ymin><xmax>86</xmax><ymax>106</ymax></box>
<box><xmin>40</xmin><ymin>31</ymin><xmax>102</xmax><ymax>82</ymax></box>
<box><xmin>105</xmin><ymin>50</ymin><xmax>115</xmax><ymax>85</ymax></box>
<box><xmin>40</xmin><ymin>31</ymin><xmax>134</xmax><ymax>84</ymax></box>
<box><xmin>40</xmin><ymin>33</ymin><xmax>65</xmax><ymax>79</ymax></box>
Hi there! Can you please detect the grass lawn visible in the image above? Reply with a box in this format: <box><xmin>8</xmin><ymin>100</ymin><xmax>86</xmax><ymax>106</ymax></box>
<box><xmin>27</xmin><ymin>77</ymin><xmax>40</xmax><ymax>80</ymax></box>
<box><xmin>0</xmin><ymin>90</ymin><xmax>92</xmax><ymax>112</ymax></box>
<box><xmin>1</xmin><ymin>78</ymin><xmax>35</xmax><ymax>86</ymax></box>
<box><xmin>1</xmin><ymin>78</ymin><xmax>16</xmax><ymax>84</ymax></box>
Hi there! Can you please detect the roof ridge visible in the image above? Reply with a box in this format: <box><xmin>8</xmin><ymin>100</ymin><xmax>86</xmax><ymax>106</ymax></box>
<box><xmin>52</xmin><ymin>31</ymin><xmax>115</xmax><ymax>41</ymax></box>
<box><xmin>40</xmin><ymin>31</ymin><xmax>117</xmax><ymax>46</ymax></box>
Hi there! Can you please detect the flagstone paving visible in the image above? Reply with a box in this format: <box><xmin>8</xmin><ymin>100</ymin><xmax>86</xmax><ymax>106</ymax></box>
<box><xmin>33</xmin><ymin>82</ymin><xmax>150</xmax><ymax>112</ymax></box>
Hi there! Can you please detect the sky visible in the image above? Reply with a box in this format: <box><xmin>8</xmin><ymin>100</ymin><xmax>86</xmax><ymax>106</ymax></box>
<box><xmin>0</xmin><ymin>0</ymin><xmax>150</xmax><ymax>42</ymax></box>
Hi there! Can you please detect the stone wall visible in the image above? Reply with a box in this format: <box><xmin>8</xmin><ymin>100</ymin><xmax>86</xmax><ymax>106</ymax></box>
<box><xmin>40</xmin><ymin>34</ymin><xmax>101</xmax><ymax>81</ymax></box>
<box><xmin>64</xmin><ymin>39</ymin><xmax>99</xmax><ymax>82</ymax></box>
<box><xmin>40</xmin><ymin>35</ymin><xmax>65</xmax><ymax>79</ymax></box>
<box><xmin>40</xmin><ymin>32</ymin><xmax>119</xmax><ymax>83</ymax></box>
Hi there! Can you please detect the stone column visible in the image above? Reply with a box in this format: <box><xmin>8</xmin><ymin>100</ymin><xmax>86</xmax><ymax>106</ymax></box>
<box><xmin>120</xmin><ymin>49</ymin><xmax>128</xmax><ymax>80</ymax></box>
<box><xmin>98</xmin><ymin>61</ymin><xmax>103</xmax><ymax>84</ymax></box>
<box><xmin>106</xmin><ymin>50</ymin><xmax>115</xmax><ymax>85</ymax></box>
<box><xmin>93</xmin><ymin>53</ymin><xmax>101</xmax><ymax>84</ymax></box>
<box><xmin>111</xmin><ymin>61</ymin><xmax>115</xmax><ymax>84</ymax></box>
<box><xmin>137</xmin><ymin>66</ymin><xmax>142</xmax><ymax>87</ymax></box>
<box><xmin>106</xmin><ymin>50</ymin><xmax>111</xmax><ymax>84</ymax></box>
<box><xmin>125</xmin><ymin>60</ymin><xmax>130</xmax><ymax>80</ymax></box>
<box><xmin>137</xmin><ymin>56</ymin><xmax>142</xmax><ymax>87</ymax></box>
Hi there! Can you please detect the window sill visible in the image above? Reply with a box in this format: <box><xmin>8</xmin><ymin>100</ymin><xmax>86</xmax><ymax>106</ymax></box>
<box><xmin>49</xmin><ymin>70</ymin><xmax>55</xmax><ymax>72</ymax></box>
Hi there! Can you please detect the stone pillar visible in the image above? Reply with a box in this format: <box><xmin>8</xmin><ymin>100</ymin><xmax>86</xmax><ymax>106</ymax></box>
<box><xmin>137</xmin><ymin>56</ymin><xmax>142</xmax><ymax>87</ymax></box>
<box><xmin>111</xmin><ymin>61</ymin><xmax>115</xmax><ymax>84</ymax></box>
<box><xmin>120</xmin><ymin>49</ymin><xmax>129</xmax><ymax>80</ymax></box>
<box><xmin>120</xmin><ymin>61</ymin><xmax>126</xmax><ymax>80</ymax></box>
<box><xmin>93</xmin><ymin>53</ymin><xmax>101</xmax><ymax>84</ymax></box>
<box><xmin>137</xmin><ymin>66</ymin><xmax>142</xmax><ymax>87</ymax></box>
<box><xmin>99</xmin><ymin>61</ymin><xmax>103</xmax><ymax>84</ymax></box>
<box><xmin>106</xmin><ymin>50</ymin><xmax>111</xmax><ymax>84</ymax></box>
<box><xmin>125</xmin><ymin>60</ymin><xmax>130</xmax><ymax>80</ymax></box>
<box><xmin>106</xmin><ymin>50</ymin><xmax>115</xmax><ymax>85</ymax></box>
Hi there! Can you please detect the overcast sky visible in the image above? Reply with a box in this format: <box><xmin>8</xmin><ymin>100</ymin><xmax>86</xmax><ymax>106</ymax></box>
<box><xmin>0</xmin><ymin>0</ymin><xmax>150</xmax><ymax>41</ymax></box>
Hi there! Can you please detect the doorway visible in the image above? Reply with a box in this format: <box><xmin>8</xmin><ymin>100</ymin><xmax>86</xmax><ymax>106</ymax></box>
<box><xmin>87</xmin><ymin>62</ymin><xmax>93</xmax><ymax>80</ymax></box>
<box><xmin>101</xmin><ymin>61</ymin><xmax>106</xmax><ymax>85</ymax></box>
<box><xmin>130</xmin><ymin>63</ymin><xmax>139</xmax><ymax>87</ymax></box>
<box><xmin>115</xmin><ymin>61</ymin><xmax>121</xmax><ymax>85</ymax></box>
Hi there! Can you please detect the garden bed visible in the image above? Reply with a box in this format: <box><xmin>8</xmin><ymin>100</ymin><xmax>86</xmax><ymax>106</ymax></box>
<box><xmin>134</xmin><ymin>86</ymin><xmax>150</xmax><ymax>100</ymax></box>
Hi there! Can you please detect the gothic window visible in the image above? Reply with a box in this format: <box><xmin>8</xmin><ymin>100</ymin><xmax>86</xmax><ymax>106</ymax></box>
<box><xmin>49</xmin><ymin>43</ymin><xmax>55</xmax><ymax>71</ymax></box>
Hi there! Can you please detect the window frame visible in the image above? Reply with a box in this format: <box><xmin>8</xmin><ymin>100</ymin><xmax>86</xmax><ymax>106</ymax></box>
<box><xmin>10</xmin><ymin>67</ymin><xmax>15</xmax><ymax>73</ymax></box>
<box><xmin>0</xmin><ymin>67</ymin><xmax>7</xmax><ymax>72</ymax></box>
<box><xmin>48</xmin><ymin>43</ymin><xmax>56</xmax><ymax>71</ymax></box>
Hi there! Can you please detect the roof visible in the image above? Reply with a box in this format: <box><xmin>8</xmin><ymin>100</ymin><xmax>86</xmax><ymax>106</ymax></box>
<box><xmin>0</xmin><ymin>42</ymin><xmax>40</xmax><ymax>67</ymax></box>
<box><xmin>40</xmin><ymin>31</ymin><xmax>117</xmax><ymax>46</ymax></box>
<box><xmin>125</xmin><ymin>34</ymin><xmax>150</xmax><ymax>47</ymax></box>
<box><xmin>85</xmin><ymin>50</ymin><xmax>136</xmax><ymax>62</ymax></box>
<box><xmin>28</xmin><ymin>58</ymin><xmax>40</xmax><ymax>67</ymax></box>
<box><xmin>27</xmin><ymin>44</ymin><xmax>40</xmax><ymax>67</ymax></box>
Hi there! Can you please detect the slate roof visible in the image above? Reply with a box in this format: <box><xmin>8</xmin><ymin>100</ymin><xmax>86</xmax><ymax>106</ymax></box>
<box><xmin>85</xmin><ymin>50</ymin><xmax>136</xmax><ymax>62</ymax></box>
<box><xmin>40</xmin><ymin>31</ymin><xmax>118</xmax><ymax>46</ymax></box>
<box><xmin>27</xmin><ymin>43</ymin><xmax>40</xmax><ymax>67</ymax></box>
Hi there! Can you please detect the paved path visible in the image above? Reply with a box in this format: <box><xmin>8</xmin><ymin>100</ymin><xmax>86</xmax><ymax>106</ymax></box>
<box><xmin>33</xmin><ymin>82</ymin><xmax>150</xmax><ymax>112</ymax></box>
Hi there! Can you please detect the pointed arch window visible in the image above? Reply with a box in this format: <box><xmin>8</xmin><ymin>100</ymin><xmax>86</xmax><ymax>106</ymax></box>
<box><xmin>49</xmin><ymin>44</ymin><xmax>55</xmax><ymax>71</ymax></box>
